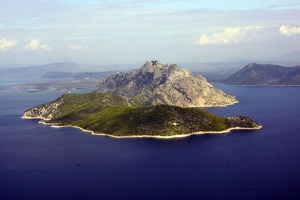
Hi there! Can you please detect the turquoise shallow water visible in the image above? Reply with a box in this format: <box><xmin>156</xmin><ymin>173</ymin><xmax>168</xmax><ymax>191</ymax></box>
<box><xmin>1</xmin><ymin>85</ymin><xmax>300</xmax><ymax>199</ymax></box>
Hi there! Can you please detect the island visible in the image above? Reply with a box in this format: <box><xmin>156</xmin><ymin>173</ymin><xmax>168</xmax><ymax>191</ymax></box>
<box><xmin>22</xmin><ymin>61</ymin><xmax>262</xmax><ymax>138</ymax></box>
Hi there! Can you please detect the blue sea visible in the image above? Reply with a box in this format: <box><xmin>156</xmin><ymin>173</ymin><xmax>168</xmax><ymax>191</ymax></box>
<box><xmin>1</xmin><ymin>84</ymin><xmax>300</xmax><ymax>199</ymax></box>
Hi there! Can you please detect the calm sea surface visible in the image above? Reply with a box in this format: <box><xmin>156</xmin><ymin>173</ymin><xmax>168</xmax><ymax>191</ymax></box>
<box><xmin>1</xmin><ymin>84</ymin><xmax>300</xmax><ymax>200</ymax></box>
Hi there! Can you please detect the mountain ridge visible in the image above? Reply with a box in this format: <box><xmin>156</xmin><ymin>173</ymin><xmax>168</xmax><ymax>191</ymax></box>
<box><xmin>95</xmin><ymin>60</ymin><xmax>238</xmax><ymax>107</ymax></box>
<box><xmin>223</xmin><ymin>63</ymin><xmax>300</xmax><ymax>85</ymax></box>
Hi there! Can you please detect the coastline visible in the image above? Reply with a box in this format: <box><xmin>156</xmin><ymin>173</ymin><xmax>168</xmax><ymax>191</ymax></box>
<box><xmin>22</xmin><ymin>115</ymin><xmax>263</xmax><ymax>139</ymax></box>
<box><xmin>215</xmin><ymin>82</ymin><xmax>300</xmax><ymax>87</ymax></box>
<box><xmin>195</xmin><ymin>99</ymin><xmax>239</xmax><ymax>108</ymax></box>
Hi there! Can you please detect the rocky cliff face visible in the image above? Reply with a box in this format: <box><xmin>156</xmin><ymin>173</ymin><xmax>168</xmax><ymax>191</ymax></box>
<box><xmin>95</xmin><ymin>61</ymin><xmax>238</xmax><ymax>107</ymax></box>
<box><xmin>22</xmin><ymin>95</ymin><xmax>65</xmax><ymax>120</ymax></box>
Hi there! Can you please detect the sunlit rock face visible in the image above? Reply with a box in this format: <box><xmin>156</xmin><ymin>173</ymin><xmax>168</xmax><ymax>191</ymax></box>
<box><xmin>95</xmin><ymin>61</ymin><xmax>238</xmax><ymax>107</ymax></box>
<box><xmin>22</xmin><ymin>97</ymin><xmax>64</xmax><ymax>120</ymax></box>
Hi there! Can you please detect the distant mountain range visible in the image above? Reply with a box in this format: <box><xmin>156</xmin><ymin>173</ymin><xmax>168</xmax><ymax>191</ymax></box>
<box><xmin>2</xmin><ymin>61</ymin><xmax>300</xmax><ymax>87</ymax></box>
<box><xmin>0</xmin><ymin>62</ymin><xmax>94</xmax><ymax>78</ymax></box>
<box><xmin>0</xmin><ymin>62</ymin><xmax>123</xmax><ymax>93</ymax></box>
<box><xmin>222</xmin><ymin>63</ymin><xmax>300</xmax><ymax>85</ymax></box>
<box><xmin>276</xmin><ymin>50</ymin><xmax>300</xmax><ymax>63</ymax></box>
<box><xmin>0</xmin><ymin>62</ymin><xmax>123</xmax><ymax>82</ymax></box>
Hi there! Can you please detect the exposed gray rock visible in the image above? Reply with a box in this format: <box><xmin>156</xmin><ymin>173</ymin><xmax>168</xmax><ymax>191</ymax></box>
<box><xmin>22</xmin><ymin>96</ymin><xmax>65</xmax><ymax>120</ymax></box>
<box><xmin>95</xmin><ymin>61</ymin><xmax>238</xmax><ymax>107</ymax></box>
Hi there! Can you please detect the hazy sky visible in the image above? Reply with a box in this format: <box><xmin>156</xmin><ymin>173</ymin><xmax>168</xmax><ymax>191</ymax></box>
<box><xmin>0</xmin><ymin>0</ymin><xmax>300</xmax><ymax>65</ymax></box>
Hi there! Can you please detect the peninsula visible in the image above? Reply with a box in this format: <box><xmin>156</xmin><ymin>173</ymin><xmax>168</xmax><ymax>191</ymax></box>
<box><xmin>223</xmin><ymin>63</ymin><xmax>300</xmax><ymax>85</ymax></box>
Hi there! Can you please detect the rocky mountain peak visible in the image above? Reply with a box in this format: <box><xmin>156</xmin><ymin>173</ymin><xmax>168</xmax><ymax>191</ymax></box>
<box><xmin>95</xmin><ymin>61</ymin><xmax>238</xmax><ymax>107</ymax></box>
<box><xmin>150</xmin><ymin>60</ymin><xmax>162</xmax><ymax>66</ymax></box>
<box><xmin>245</xmin><ymin>63</ymin><xmax>258</xmax><ymax>68</ymax></box>
<box><xmin>139</xmin><ymin>60</ymin><xmax>190</xmax><ymax>79</ymax></box>
<box><xmin>140</xmin><ymin>60</ymin><xmax>170</xmax><ymax>73</ymax></box>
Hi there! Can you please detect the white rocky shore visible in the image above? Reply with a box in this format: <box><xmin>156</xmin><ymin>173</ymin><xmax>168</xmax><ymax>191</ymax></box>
<box><xmin>22</xmin><ymin>114</ymin><xmax>263</xmax><ymax>139</ymax></box>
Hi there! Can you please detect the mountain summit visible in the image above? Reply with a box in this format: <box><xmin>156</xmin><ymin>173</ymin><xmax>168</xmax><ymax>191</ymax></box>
<box><xmin>95</xmin><ymin>61</ymin><xmax>238</xmax><ymax>107</ymax></box>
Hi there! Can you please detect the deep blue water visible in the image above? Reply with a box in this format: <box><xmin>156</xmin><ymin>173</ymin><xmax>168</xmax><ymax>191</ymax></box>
<box><xmin>1</xmin><ymin>85</ymin><xmax>300</xmax><ymax>200</ymax></box>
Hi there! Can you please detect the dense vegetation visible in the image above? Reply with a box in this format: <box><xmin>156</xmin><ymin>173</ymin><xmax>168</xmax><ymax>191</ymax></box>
<box><xmin>47</xmin><ymin>92</ymin><xmax>230</xmax><ymax>136</ymax></box>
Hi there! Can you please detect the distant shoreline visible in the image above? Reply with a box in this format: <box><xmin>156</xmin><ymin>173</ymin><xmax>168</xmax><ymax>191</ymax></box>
<box><xmin>214</xmin><ymin>83</ymin><xmax>300</xmax><ymax>87</ymax></box>
<box><xmin>22</xmin><ymin>116</ymin><xmax>263</xmax><ymax>139</ymax></box>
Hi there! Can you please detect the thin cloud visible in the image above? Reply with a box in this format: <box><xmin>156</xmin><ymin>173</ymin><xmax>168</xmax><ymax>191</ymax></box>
<box><xmin>279</xmin><ymin>25</ymin><xmax>300</xmax><ymax>36</ymax></box>
<box><xmin>194</xmin><ymin>26</ymin><xmax>264</xmax><ymax>45</ymax></box>
<box><xmin>0</xmin><ymin>39</ymin><xmax>18</xmax><ymax>51</ymax></box>
<box><xmin>26</xmin><ymin>39</ymin><xmax>50</xmax><ymax>50</ymax></box>
<box><xmin>69</xmin><ymin>44</ymin><xmax>89</xmax><ymax>50</ymax></box>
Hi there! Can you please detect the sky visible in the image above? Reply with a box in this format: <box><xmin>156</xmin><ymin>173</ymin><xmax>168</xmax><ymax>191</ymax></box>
<box><xmin>0</xmin><ymin>0</ymin><xmax>300</xmax><ymax>65</ymax></box>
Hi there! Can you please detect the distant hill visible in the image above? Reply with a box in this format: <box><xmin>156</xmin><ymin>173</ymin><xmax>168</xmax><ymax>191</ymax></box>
<box><xmin>0</xmin><ymin>62</ymin><xmax>94</xmax><ymax>78</ymax></box>
<box><xmin>0</xmin><ymin>62</ymin><xmax>123</xmax><ymax>92</ymax></box>
<box><xmin>0</xmin><ymin>63</ymin><xmax>28</xmax><ymax>69</ymax></box>
<box><xmin>42</xmin><ymin>71</ymin><xmax>119</xmax><ymax>79</ymax></box>
<box><xmin>0</xmin><ymin>62</ymin><xmax>134</xmax><ymax>82</ymax></box>
<box><xmin>276</xmin><ymin>50</ymin><xmax>300</xmax><ymax>63</ymax></box>
<box><xmin>222</xmin><ymin>63</ymin><xmax>300</xmax><ymax>85</ymax></box>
